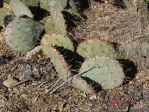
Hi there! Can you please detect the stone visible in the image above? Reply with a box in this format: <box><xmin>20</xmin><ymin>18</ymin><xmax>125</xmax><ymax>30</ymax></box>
<box><xmin>3</xmin><ymin>78</ymin><xmax>18</xmax><ymax>88</ymax></box>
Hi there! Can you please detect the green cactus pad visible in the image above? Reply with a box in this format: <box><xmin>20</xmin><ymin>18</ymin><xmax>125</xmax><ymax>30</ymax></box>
<box><xmin>20</xmin><ymin>0</ymin><xmax>39</xmax><ymax>7</ymax></box>
<box><xmin>44</xmin><ymin>17</ymin><xmax>57</xmax><ymax>32</ymax></box>
<box><xmin>123</xmin><ymin>0</ymin><xmax>148</xmax><ymax>15</ymax></box>
<box><xmin>40</xmin><ymin>0</ymin><xmax>71</xmax><ymax>35</ymax></box>
<box><xmin>40</xmin><ymin>0</ymin><xmax>68</xmax><ymax>11</ymax></box>
<box><xmin>4</xmin><ymin>17</ymin><xmax>44</xmax><ymax>52</ymax></box>
<box><xmin>123</xmin><ymin>0</ymin><xmax>138</xmax><ymax>12</ymax></box>
<box><xmin>39</xmin><ymin>0</ymin><xmax>50</xmax><ymax>11</ymax></box>
<box><xmin>79</xmin><ymin>56</ymin><xmax>124</xmax><ymax>89</ymax></box>
<box><xmin>10</xmin><ymin>0</ymin><xmax>33</xmax><ymax>18</ymax></box>
<box><xmin>50</xmin><ymin>6</ymin><xmax>67</xmax><ymax>35</ymax></box>
<box><xmin>71</xmin><ymin>76</ymin><xmax>95</xmax><ymax>94</ymax></box>
<box><xmin>0</xmin><ymin>8</ymin><xmax>11</xmax><ymax>26</ymax></box>
<box><xmin>119</xmin><ymin>41</ymin><xmax>149</xmax><ymax>59</ymax></box>
<box><xmin>42</xmin><ymin>46</ymin><xmax>72</xmax><ymax>80</ymax></box>
<box><xmin>4</xmin><ymin>0</ymin><xmax>39</xmax><ymax>7</ymax></box>
<box><xmin>41</xmin><ymin>33</ymin><xmax>74</xmax><ymax>52</ymax></box>
<box><xmin>77</xmin><ymin>39</ymin><xmax>117</xmax><ymax>58</ymax></box>
<box><xmin>54</xmin><ymin>0</ymin><xmax>68</xmax><ymax>10</ymax></box>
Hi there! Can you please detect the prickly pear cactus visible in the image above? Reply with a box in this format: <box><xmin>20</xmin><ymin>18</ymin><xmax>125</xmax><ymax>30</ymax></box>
<box><xmin>0</xmin><ymin>8</ymin><xmax>11</xmax><ymax>26</ymax></box>
<box><xmin>123</xmin><ymin>0</ymin><xmax>148</xmax><ymax>15</ymax></box>
<box><xmin>41</xmin><ymin>46</ymin><xmax>94</xmax><ymax>93</ymax></box>
<box><xmin>79</xmin><ymin>56</ymin><xmax>124</xmax><ymax>89</ymax></box>
<box><xmin>10</xmin><ymin>0</ymin><xmax>33</xmax><ymax>18</ymax></box>
<box><xmin>4</xmin><ymin>17</ymin><xmax>44</xmax><ymax>52</ymax></box>
<box><xmin>123</xmin><ymin>0</ymin><xmax>138</xmax><ymax>12</ymax></box>
<box><xmin>77</xmin><ymin>39</ymin><xmax>117</xmax><ymax>58</ymax></box>
<box><xmin>4</xmin><ymin>0</ymin><xmax>39</xmax><ymax>7</ymax></box>
<box><xmin>42</xmin><ymin>46</ymin><xmax>72</xmax><ymax>80</ymax></box>
<box><xmin>50</xmin><ymin>6</ymin><xmax>67</xmax><ymax>35</ymax></box>
<box><xmin>44</xmin><ymin>17</ymin><xmax>57</xmax><ymax>32</ymax></box>
<box><xmin>40</xmin><ymin>0</ymin><xmax>78</xmax><ymax>35</ymax></box>
<box><xmin>39</xmin><ymin>0</ymin><xmax>50</xmax><ymax>11</ymax></box>
<box><xmin>72</xmin><ymin>76</ymin><xmax>95</xmax><ymax>94</ymax></box>
<box><xmin>41</xmin><ymin>33</ymin><xmax>74</xmax><ymax>52</ymax></box>
<box><xmin>41</xmin><ymin>33</ymin><xmax>94</xmax><ymax>93</ymax></box>
<box><xmin>19</xmin><ymin>0</ymin><xmax>39</xmax><ymax>7</ymax></box>
<box><xmin>40</xmin><ymin>0</ymin><xmax>68</xmax><ymax>11</ymax></box>
<box><xmin>51</xmin><ymin>0</ymin><xmax>68</xmax><ymax>10</ymax></box>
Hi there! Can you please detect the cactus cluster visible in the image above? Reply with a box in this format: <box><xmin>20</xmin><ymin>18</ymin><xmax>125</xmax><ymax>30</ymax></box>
<box><xmin>41</xmin><ymin>45</ymin><xmax>94</xmax><ymax>93</ymax></box>
<box><xmin>1</xmin><ymin>0</ymin><xmax>149</xmax><ymax>94</ymax></box>
<box><xmin>1</xmin><ymin>0</ymin><xmax>95</xmax><ymax>93</ymax></box>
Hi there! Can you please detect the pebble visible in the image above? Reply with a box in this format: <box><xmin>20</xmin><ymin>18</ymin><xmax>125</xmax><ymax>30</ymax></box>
<box><xmin>89</xmin><ymin>95</ymin><xmax>97</xmax><ymax>100</ymax></box>
<box><xmin>3</xmin><ymin>78</ymin><xmax>18</xmax><ymax>88</ymax></box>
<box><xmin>21</xmin><ymin>94</ymin><xmax>28</xmax><ymax>99</ymax></box>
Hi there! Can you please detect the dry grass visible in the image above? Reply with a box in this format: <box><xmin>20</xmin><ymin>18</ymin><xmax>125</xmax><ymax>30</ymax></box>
<box><xmin>75</xmin><ymin>1</ymin><xmax>149</xmax><ymax>44</ymax></box>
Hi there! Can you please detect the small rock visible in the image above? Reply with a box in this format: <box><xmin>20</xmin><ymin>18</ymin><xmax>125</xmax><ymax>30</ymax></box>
<box><xmin>89</xmin><ymin>95</ymin><xmax>97</xmax><ymax>100</ymax></box>
<box><xmin>3</xmin><ymin>78</ymin><xmax>18</xmax><ymax>88</ymax></box>
<box><xmin>21</xmin><ymin>94</ymin><xmax>28</xmax><ymax>99</ymax></box>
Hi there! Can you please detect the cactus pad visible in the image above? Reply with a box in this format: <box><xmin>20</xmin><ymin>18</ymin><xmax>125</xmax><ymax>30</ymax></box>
<box><xmin>50</xmin><ymin>0</ymin><xmax>68</xmax><ymax>10</ymax></box>
<box><xmin>20</xmin><ymin>0</ymin><xmax>39</xmax><ymax>7</ymax></box>
<box><xmin>71</xmin><ymin>76</ymin><xmax>95</xmax><ymax>94</ymax></box>
<box><xmin>79</xmin><ymin>56</ymin><xmax>124</xmax><ymax>89</ymax></box>
<box><xmin>10</xmin><ymin>0</ymin><xmax>33</xmax><ymax>18</ymax></box>
<box><xmin>44</xmin><ymin>17</ymin><xmax>57</xmax><ymax>32</ymax></box>
<box><xmin>0</xmin><ymin>8</ymin><xmax>11</xmax><ymax>26</ymax></box>
<box><xmin>40</xmin><ymin>0</ymin><xmax>68</xmax><ymax>11</ymax></box>
<box><xmin>123</xmin><ymin>0</ymin><xmax>148</xmax><ymax>15</ymax></box>
<box><xmin>123</xmin><ymin>0</ymin><xmax>138</xmax><ymax>13</ymax></box>
<box><xmin>50</xmin><ymin>6</ymin><xmax>67</xmax><ymax>35</ymax></box>
<box><xmin>42</xmin><ymin>46</ymin><xmax>72</xmax><ymax>80</ymax></box>
<box><xmin>41</xmin><ymin>33</ymin><xmax>74</xmax><ymax>52</ymax></box>
<box><xmin>77</xmin><ymin>39</ymin><xmax>117</xmax><ymax>58</ymax></box>
<box><xmin>4</xmin><ymin>17</ymin><xmax>44</xmax><ymax>52</ymax></box>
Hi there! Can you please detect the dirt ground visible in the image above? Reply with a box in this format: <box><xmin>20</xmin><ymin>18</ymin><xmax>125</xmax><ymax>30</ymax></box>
<box><xmin>1</xmin><ymin>1</ymin><xmax>149</xmax><ymax>112</ymax></box>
